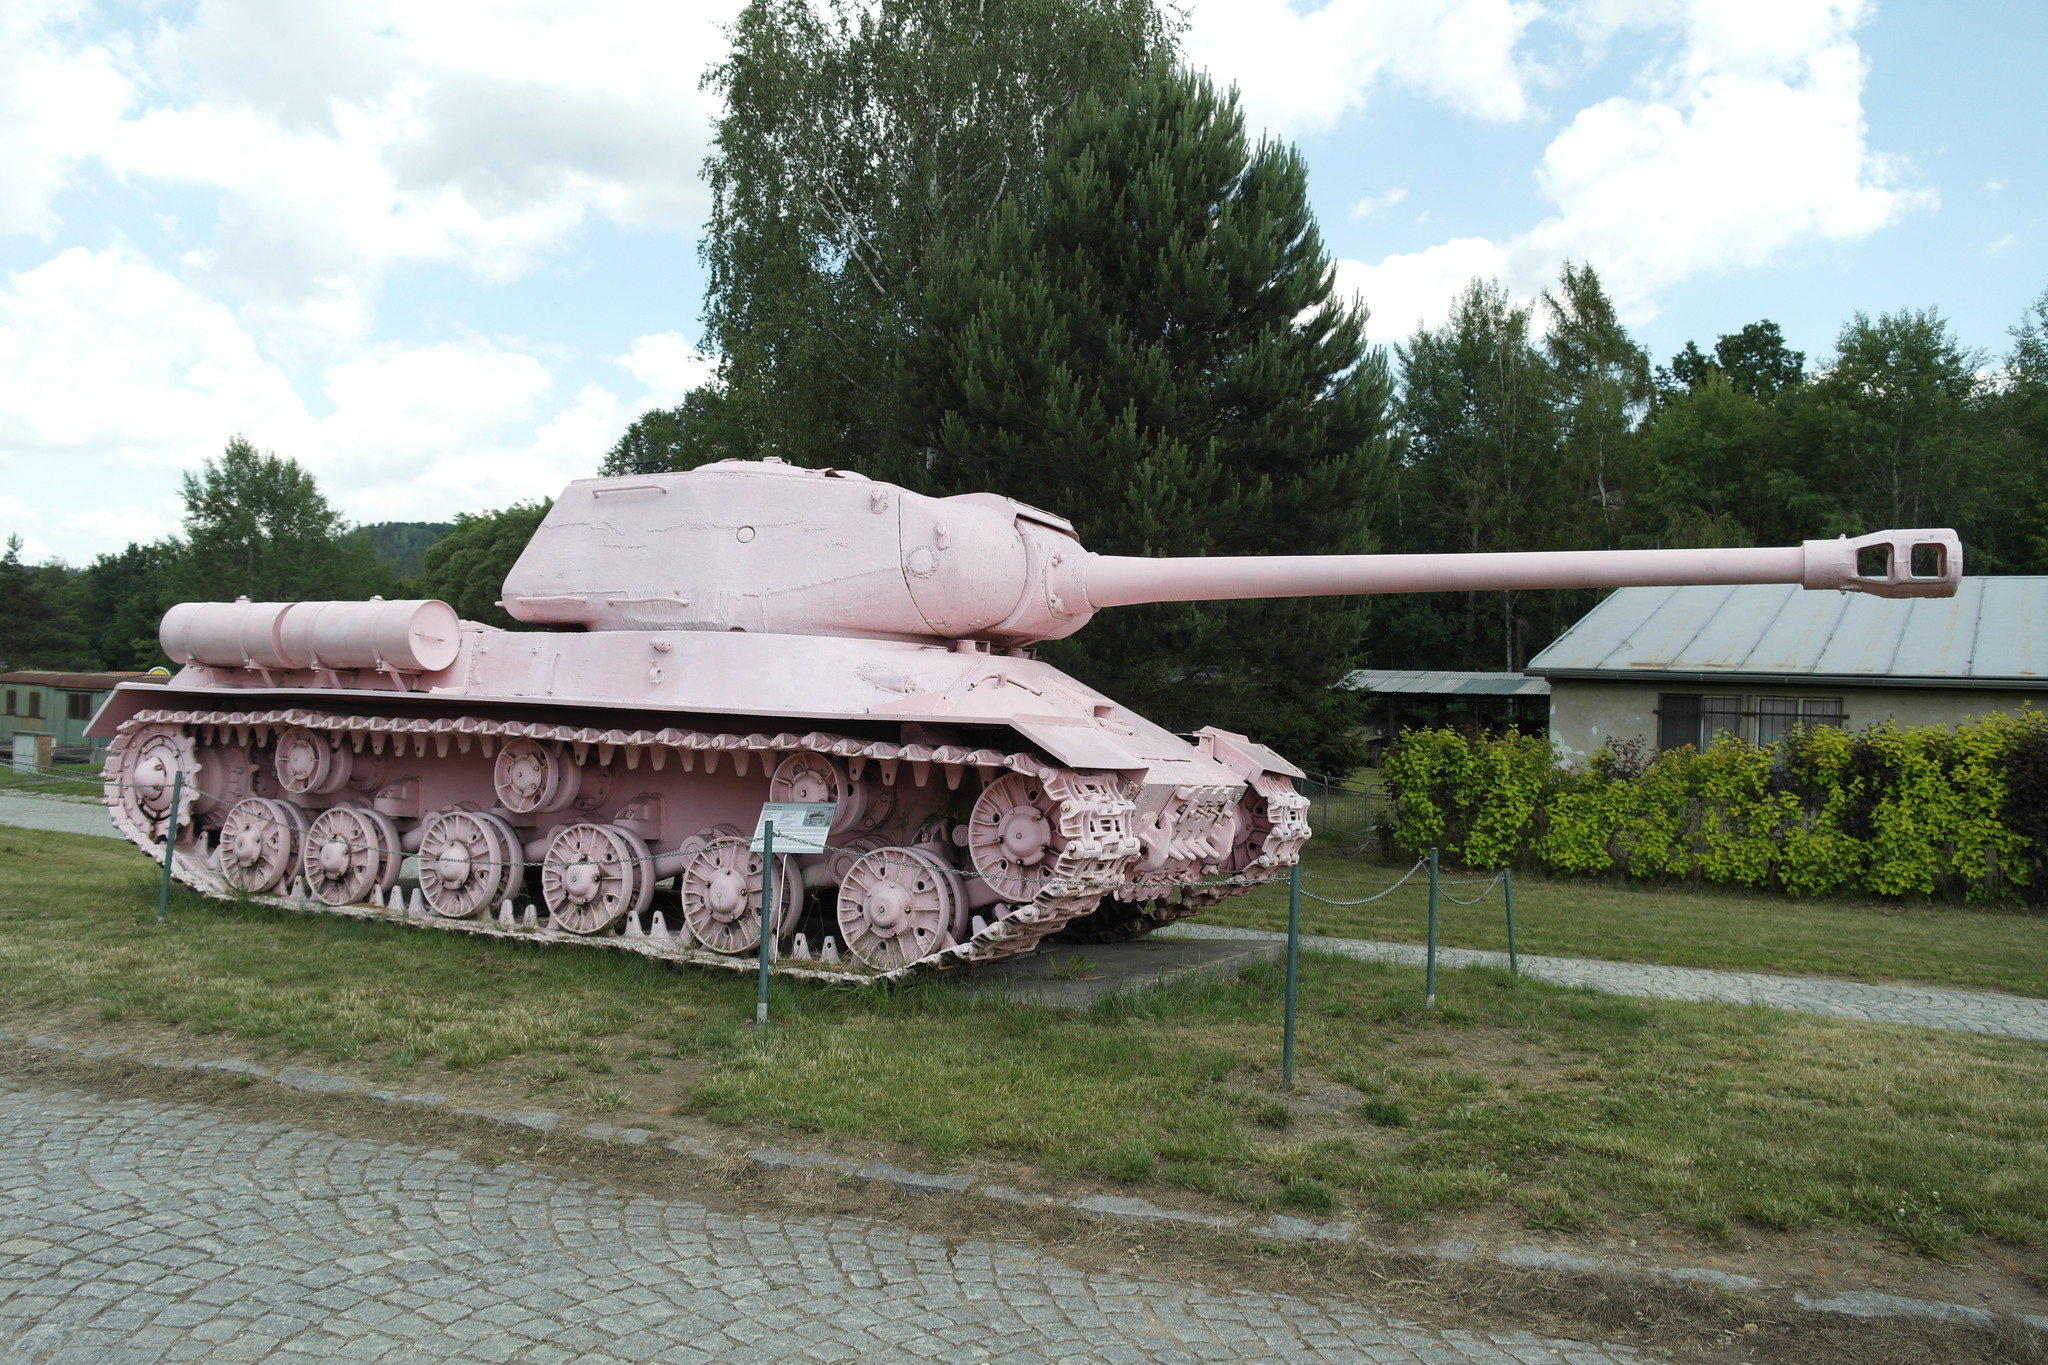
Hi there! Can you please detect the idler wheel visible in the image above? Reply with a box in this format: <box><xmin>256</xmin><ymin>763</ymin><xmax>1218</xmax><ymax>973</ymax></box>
<box><xmin>216</xmin><ymin>797</ymin><xmax>308</xmax><ymax>894</ymax></box>
<box><xmin>678</xmin><ymin>837</ymin><xmax>801</xmax><ymax>955</ymax></box>
<box><xmin>966</xmin><ymin>772</ymin><xmax>1064</xmax><ymax>902</ymax></box>
<box><xmin>836</xmin><ymin>847</ymin><xmax>965</xmax><ymax>970</ymax></box>
<box><xmin>539</xmin><ymin>823</ymin><xmax>645</xmax><ymax>934</ymax></box>
<box><xmin>300</xmin><ymin>805</ymin><xmax>400</xmax><ymax>907</ymax></box>
<box><xmin>418</xmin><ymin>810</ymin><xmax>524</xmax><ymax>919</ymax></box>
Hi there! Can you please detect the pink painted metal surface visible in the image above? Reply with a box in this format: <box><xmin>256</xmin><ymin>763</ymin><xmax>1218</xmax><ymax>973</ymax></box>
<box><xmin>96</xmin><ymin>459</ymin><xmax>1963</xmax><ymax>976</ymax></box>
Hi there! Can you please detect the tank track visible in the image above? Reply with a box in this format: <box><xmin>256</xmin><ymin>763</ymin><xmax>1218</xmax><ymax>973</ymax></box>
<box><xmin>104</xmin><ymin>706</ymin><xmax>1293</xmax><ymax>981</ymax></box>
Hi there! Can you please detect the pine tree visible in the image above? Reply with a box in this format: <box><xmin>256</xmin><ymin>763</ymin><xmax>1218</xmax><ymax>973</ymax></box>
<box><xmin>898</xmin><ymin>67</ymin><xmax>1393</xmax><ymax>772</ymax></box>
<box><xmin>0</xmin><ymin>537</ymin><xmax>93</xmax><ymax>671</ymax></box>
<box><xmin>701</xmin><ymin>0</ymin><xmax>1172</xmax><ymax>470</ymax></box>
<box><xmin>1384</xmin><ymin>280</ymin><xmax>1560</xmax><ymax>671</ymax></box>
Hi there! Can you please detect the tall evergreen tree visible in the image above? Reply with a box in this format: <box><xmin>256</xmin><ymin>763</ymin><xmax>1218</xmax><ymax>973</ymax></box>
<box><xmin>899</xmin><ymin>66</ymin><xmax>1392</xmax><ymax>772</ymax></box>
<box><xmin>0</xmin><ymin>537</ymin><xmax>93</xmax><ymax>671</ymax></box>
<box><xmin>76</xmin><ymin>539</ymin><xmax>181</xmax><ymax>671</ymax></box>
<box><xmin>1386</xmin><ymin>279</ymin><xmax>1560</xmax><ymax>671</ymax></box>
<box><xmin>701</xmin><ymin>0</ymin><xmax>1173</xmax><ymax>469</ymax></box>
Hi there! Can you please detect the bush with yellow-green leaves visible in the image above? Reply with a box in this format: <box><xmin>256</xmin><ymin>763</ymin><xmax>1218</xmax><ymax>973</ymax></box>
<box><xmin>1380</xmin><ymin>710</ymin><xmax>2048</xmax><ymax>901</ymax></box>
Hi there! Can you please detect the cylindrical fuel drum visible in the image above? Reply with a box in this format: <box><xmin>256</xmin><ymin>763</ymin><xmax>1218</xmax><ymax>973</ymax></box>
<box><xmin>158</xmin><ymin>599</ymin><xmax>461</xmax><ymax>674</ymax></box>
<box><xmin>278</xmin><ymin>600</ymin><xmax>461</xmax><ymax>673</ymax></box>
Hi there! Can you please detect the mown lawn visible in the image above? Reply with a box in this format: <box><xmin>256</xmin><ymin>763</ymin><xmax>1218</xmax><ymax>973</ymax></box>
<box><xmin>5</xmin><ymin>826</ymin><xmax>2047</xmax><ymax>1263</ymax></box>
<box><xmin>0</xmin><ymin>762</ymin><xmax>102</xmax><ymax>799</ymax></box>
<box><xmin>1208</xmin><ymin>841</ymin><xmax>2048</xmax><ymax>999</ymax></box>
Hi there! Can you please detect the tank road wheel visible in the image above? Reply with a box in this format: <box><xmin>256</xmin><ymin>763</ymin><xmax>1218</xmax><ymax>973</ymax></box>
<box><xmin>540</xmin><ymin>823</ymin><xmax>653</xmax><ymax>934</ymax></box>
<box><xmin>107</xmin><ymin>723</ymin><xmax>202</xmax><ymax>846</ymax></box>
<box><xmin>418</xmin><ymin>810</ymin><xmax>524</xmax><ymax>919</ymax></box>
<box><xmin>836</xmin><ymin>847</ymin><xmax>966</xmax><ymax>970</ymax></box>
<box><xmin>216</xmin><ymin>797</ymin><xmax>307</xmax><ymax>894</ymax></box>
<box><xmin>493</xmin><ymin>737</ymin><xmax>579</xmax><ymax>815</ymax></box>
<box><xmin>273</xmin><ymin>726</ymin><xmax>351</xmax><ymax>795</ymax></box>
<box><xmin>678</xmin><ymin>838</ymin><xmax>801</xmax><ymax>954</ymax></box>
<box><xmin>301</xmin><ymin>806</ymin><xmax>401</xmax><ymax>906</ymax></box>
<box><xmin>965</xmin><ymin>772</ymin><xmax>1063</xmax><ymax>902</ymax></box>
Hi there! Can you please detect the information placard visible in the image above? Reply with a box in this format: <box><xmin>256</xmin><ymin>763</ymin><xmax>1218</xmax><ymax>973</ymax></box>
<box><xmin>750</xmin><ymin>802</ymin><xmax>836</xmax><ymax>854</ymax></box>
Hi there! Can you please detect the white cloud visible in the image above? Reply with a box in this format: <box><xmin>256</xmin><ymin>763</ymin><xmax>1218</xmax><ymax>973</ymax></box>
<box><xmin>1187</xmin><ymin>0</ymin><xmax>1543</xmax><ymax>137</ymax></box>
<box><xmin>615</xmin><ymin>333</ymin><xmax>721</xmax><ymax>406</ymax></box>
<box><xmin>0</xmin><ymin>245</ymin><xmax>695</xmax><ymax>560</ymax></box>
<box><xmin>1985</xmin><ymin>233</ymin><xmax>2017</xmax><ymax>257</ymax></box>
<box><xmin>13</xmin><ymin>0</ymin><xmax>741</xmax><ymax>353</ymax></box>
<box><xmin>1336</xmin><ymin>238</ymin><xmax>1510</xmax><ymax>342</ymax></box>
<box><xmin>0</xmin><ymin>0</ymin><xmax>133</xmax><ymax>237</ymax></box>
<box><xmin>1335</xmin><ymin>0</ymin><xmax>1932</xmax><ymax>340</ymax></box>
<box><xmin>1350</xmin><ymin>187</ymin><xmax>1409</xmax><ymax>219</ymax></box>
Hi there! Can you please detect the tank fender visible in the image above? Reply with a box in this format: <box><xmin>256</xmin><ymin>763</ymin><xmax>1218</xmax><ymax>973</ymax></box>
<box><xmin>1195</xmin><ymin>725</ymin><xmax>1306</xmax><ymax>781</ymax></box>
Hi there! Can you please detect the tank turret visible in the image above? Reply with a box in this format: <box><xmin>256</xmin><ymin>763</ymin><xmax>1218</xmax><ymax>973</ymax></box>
<box><xmin>95</xmin><ymin>459</ymin><xmax>1964</xmax><ymax>979</ymax></box>
<box><xmin>496</xmin><ymin>459</ymin><xmax>1961</xmax><ymax>646</ymax></box>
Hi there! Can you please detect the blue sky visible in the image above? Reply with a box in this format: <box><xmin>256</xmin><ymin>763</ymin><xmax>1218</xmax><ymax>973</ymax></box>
<box><xmin>2</xmin><ymin>0</ymin><xmax>2042</xmax><ymax>566</ymax></box>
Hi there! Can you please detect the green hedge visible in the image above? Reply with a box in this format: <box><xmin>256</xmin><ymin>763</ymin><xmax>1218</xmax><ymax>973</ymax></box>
<box><xmin>1380</xmin><ymin>711</ymin><xmax>2048</xmax><ymax>901</ymax></box>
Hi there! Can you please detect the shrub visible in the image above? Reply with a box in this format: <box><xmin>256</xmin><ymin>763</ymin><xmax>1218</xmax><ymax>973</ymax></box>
<box><xmin>1379</xmin><ymin>709</ymin><xmax>2046</xmax><ymax>902</ymax></box>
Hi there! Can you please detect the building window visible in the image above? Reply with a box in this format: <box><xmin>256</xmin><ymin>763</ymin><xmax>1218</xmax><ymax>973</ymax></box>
<box><xmin>3</xmin><ymin>690</ymin><xmax>13</xmax><ymax>716</ymax></box>
<box><xmin>1657</xmin><ymin>694</ymin><xmax>1742</xmax><ymax>751</ymax></box>
<box><xmin>66</xmin><ymin>692</ymin><xmax>93</xmax><ymax>721</ymax></box>
<box><xmin>25</xmin><ymin>692</ymin><xmax>40</xmax><ymax>720</ymax></box>
<box><xmin>1757</xmin><ymin>697</ymin><xmax>1844</xmax><ymax>745</ymax></box>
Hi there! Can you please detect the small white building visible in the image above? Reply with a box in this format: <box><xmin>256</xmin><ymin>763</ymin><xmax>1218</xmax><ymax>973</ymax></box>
<box><xmin>1525</xmin><ymin>577</ymin><xmax>2048</xmax><ymax>765</ymax></box>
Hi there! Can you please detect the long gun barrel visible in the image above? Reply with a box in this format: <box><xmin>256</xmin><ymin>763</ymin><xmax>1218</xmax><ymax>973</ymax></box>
<box><xmin>494</xmin><ymin>464</ymin><xmax>1963</xmax><ymax>646</ymax></box>
<box><xmin>1082</xmin><ymin>531</ymin><xmax>1962</xmax><ymax>608</ymax></box>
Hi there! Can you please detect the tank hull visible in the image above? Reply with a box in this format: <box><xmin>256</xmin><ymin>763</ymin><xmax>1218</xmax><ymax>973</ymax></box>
<box><xmin>95</xmin><ymin>623</ymin><xmax>1309</xmax><ymax>976</ymax></box>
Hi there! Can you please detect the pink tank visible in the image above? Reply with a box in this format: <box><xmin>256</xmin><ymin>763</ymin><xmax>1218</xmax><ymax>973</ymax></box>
<box><xmin>93</xmin><ymin>459</ymin><xmax>1963</xmax><ymax>977</ymax></box>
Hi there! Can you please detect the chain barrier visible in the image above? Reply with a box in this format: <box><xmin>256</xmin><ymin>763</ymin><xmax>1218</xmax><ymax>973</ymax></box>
<box><xmin>1297</xmin><ymin>857</ymin><xmax>1427</xmax><ymax>905</ymax></box>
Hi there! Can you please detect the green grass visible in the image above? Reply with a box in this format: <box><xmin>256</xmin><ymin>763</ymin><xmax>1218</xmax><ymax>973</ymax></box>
<box><xmin>1209</xmin><ymin>841</ymin><xmax>2048</xmax><ymax>999</ymax></box>
<box><xmin>6</xmin><ymin>826</ymin><xmax>2048</xmax><ymax>1259</ymax></box>
<box><xmin>0</xmin><ymin>761</ymin><xmax>103</xmax><ymax>799</ymax></box>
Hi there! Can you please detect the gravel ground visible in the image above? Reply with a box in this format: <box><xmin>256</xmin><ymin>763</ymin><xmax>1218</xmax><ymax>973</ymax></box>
<box><xmin>1165</xmin><ymin>922</ymin><xmax>2048</xmax><ymax>1040</ymax></box>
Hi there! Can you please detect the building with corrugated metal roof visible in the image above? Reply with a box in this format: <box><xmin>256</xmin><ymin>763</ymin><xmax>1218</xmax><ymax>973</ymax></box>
<box><xmin>0</xmin><ymin>670</ymin><xmax>170</xmax><ymax>754</ymax></box>
<box><xmin>1524</xmin><ymin>577</ymin><xmax>2048</xmax><ymax>765</ymax></box>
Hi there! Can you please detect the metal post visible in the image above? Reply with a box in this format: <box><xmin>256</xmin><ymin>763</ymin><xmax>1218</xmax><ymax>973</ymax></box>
<box><xmin>1282</xmin><ymin>857</ymin><xmax>1302</xmax><ymax>1090</ymax></box>
<box><xmin>1503</xmin><ymin>866</ymin><xmax>1519</xmax><ymax>975</ymax></box>
<box><xmin>155</xmin><ymin>771</ymin><xmax>183</xmax><ymax>925</ymax></box>
<box><xmin>1424</xmin><ymin>846</ymin><xmax>1439</xmax><ymax>1010</ymax></box>
<box><xmin>756</xmin><ymin>823</ymin><xmax>774</xmax><ymax>1026</ymax></box>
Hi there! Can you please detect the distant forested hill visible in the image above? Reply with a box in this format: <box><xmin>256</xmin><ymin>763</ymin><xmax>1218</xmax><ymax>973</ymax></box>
<box><xmin>360</xmin><ymin>522</ymin><xmax>453</xmax><ymax>580</ymax></box>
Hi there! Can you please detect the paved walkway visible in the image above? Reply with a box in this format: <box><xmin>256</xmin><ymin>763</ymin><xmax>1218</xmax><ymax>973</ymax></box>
<box><xmin>1164</xmin><ymin>924</ymin><xmax>2048</xmax><ymax>1042</ymax></box>
<box><xmin>0</xmin><ymin>1082</ymin><xmax>1658</xmax><ymax>1365</ymax></box>
<box><xmin>0</xmin><ymin>793</ymin><xmax>116</xmax><ymax>842</ymax></box>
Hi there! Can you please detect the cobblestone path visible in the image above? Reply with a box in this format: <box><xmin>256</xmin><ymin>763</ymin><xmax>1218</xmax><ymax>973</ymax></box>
<box><xmin>1166</xmin><ymin>924</ymin><xmax>2048</xmax><ymax>1041</ymax></box>
<box><xmin>0</xmin><ymin>1082</ymin><xmax>1659</xmax><ymax>1365</ymax></box>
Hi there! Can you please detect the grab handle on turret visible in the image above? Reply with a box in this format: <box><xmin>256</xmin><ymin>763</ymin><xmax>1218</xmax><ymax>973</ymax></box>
<box><xmin>1079</xmin><ymin>528</ymin><xmax>1962</xmax><ymax>610</ymax></box>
